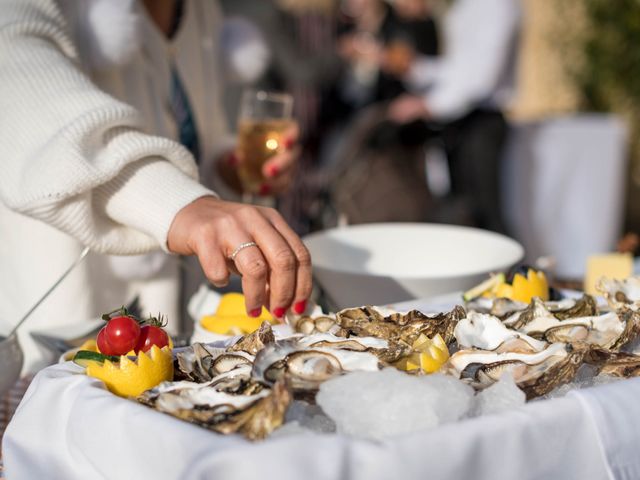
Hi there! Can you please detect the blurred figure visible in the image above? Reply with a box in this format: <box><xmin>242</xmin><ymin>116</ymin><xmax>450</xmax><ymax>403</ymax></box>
<box><xmin>220</xmin><ymin>0</ymin><xmax>342</xmax><ymax>233</ymax></box>
<box><xmin>326</xmin><ymin>0</ymin><xmax>439</xmax><ymax>124</ymax></box>
<box><xmin>389</xmin><ymin>0</ymin><xmax>522</xmax><ymax>232</ymax></box>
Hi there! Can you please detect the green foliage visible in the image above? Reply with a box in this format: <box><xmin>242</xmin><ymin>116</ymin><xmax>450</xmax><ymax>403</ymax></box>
<box><xmin>574</xmin><ymin>0</ymin><xmax>640</xmax><ymax>113</ymax></box>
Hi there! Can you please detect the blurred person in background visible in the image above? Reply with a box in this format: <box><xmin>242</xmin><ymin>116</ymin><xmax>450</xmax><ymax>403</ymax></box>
<box><xmin>0</xmin><ymin>0</ymin><xmax>310</xmax><ymax>371</ymax></box>
<box><xmin>219</xmin><ymin>0</ymin><xmax>342</xmax><ymax>234</ymax></box>
<box><xmin>389</xmin><ymin>0</ymin><xmax>522</xmax><ymax>233</ymax></box>
<box><xmin>323</xmin><ymin>0</ymin><xmax>439</xmax><ymax>132</ymax></box>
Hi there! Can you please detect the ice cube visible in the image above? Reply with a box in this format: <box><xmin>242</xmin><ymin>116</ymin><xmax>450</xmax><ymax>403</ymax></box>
<box><xmin>472</xmin><ymin>373</ymin><xmax>525</xmax><ymax>416</ymax></box>
<box><xmin>316</xmin><ymin>368</ymin><xmax>474</xmax><ymax>440</ymax></box>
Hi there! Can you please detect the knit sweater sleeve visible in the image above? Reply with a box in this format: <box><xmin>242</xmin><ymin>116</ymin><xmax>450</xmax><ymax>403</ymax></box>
<box><xmin>0</xmin><ymin>0</ymin><xmax>216</xmax><ymax>254</ymax></box>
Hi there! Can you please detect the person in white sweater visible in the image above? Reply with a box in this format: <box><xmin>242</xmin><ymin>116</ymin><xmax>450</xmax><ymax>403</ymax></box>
<box><xmin>0</xmin><ymin>0</ymin><xmax>311</xmax><ymax>371</ymax></box>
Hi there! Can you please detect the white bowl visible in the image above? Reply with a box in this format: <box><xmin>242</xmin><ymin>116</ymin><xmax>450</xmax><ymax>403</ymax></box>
<box><xmin>304</xmin><ymin>223</ymin><xmax>524</xmax><ymax>308</ymax></box>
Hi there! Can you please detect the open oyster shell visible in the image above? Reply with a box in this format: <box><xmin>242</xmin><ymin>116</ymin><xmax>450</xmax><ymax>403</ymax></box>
<box><xmin>454</xmin><ymin>312</ymin><xmax>547</xmax><ymax>353</ymax></box>
<box><xmin>252</xmin><ymin>338</ymin><xmax>381</xmax><ymax>392</ymax></box>
<box><xmin>504</xmin><ymin>298</ymin><xmax>640</xmax><ymax>351</ymax></box>
<box><xmin>139</xmin><ymin>380</ymin><xmax>290</xmax><ymax>441</ymax></box>
<box><xmin>444</xmin><ymin>343</ymin><xmax>585</xmax><ymax>399</ymax></box>
<box><xmin>598</xmin><ymin>277</ymin><xmax>640</xmax><ymax>311</ymax></box>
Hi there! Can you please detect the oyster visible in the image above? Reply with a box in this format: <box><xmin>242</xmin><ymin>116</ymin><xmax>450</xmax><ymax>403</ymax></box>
<box><xmin>296</xmin><ymin>332</ymin><xmax>410</xmax><ymax>363</ymax></box>
<box><xmin>454</xmin><ymin>312</ymin><xmax>547</xmax><ymax>353</ymax></box>
<box><xmin>176</xmin><ymin>343</ymin><xmax>255</xmax><ymax>384</ymax></box>
<box><xmin>598</xmin><ymin>277</ymin><xmax>640</xmax><ymax>311</ymax></box>
<box><xmin>335</xmin><ymin>305</ymin><xmax>466</xmax><ymax>345</ymax></box>
<box><xmin>585</xmin><ymin>348</ymin><xmax>640</xmax><ymax>378</ymax></box>
<box><xmin>465</xmin><ymin>297</ymin><xmax>527</xmax><ymax>319</ymax></box>
<box><xmin>503</xmin><ymin>296</ymin><xmax>598</xmax><ymax>329</ymax></box>
<box><xmin>252</xmin><ymin>339</ymin><xmax>381</xmax><ymax>391</ymax></box>
<box><xmin>230</xmin><ymin>321</ymin><xmax>275</xmax><ymax>355</ymax></box>
<box><xmin>139</xmin><ymin>380</ymin><xmax>290</xmax><ymax>440</ymax></box>
<box><xmin>502</xmin><ymin>297</ymin><xmax>637</xmax><ymax>351</ymax></box>
<box><xmin>445</xmin><ymin>343</ymin><xmax>585</xmax><ymax>399</ymax></box>
<box><xmin>548</xmin><ymin>295</ymin><xmax>599</xmax><ymax>320</ymax></box>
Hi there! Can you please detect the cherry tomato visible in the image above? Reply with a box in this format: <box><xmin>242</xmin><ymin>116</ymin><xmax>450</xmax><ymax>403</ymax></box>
<box><xmin>135</xmin><ymin>325</ymin><xmax>169</xmax><ymax>353</ymax></box>
<box><xmin>103</xmin><ymin>316</ymin><xmax>141</xmax><ymax>355</ymax></box>
<box><xmin>96</xmin><ymin>326</ymin><xmax>118</xmax><ymax>356</ymax></box>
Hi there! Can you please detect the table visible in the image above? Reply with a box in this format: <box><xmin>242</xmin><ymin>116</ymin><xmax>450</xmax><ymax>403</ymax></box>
<box><xmin>3</xmin><ymin>292</ymin><xmax>640</xmax><ymax>479</ymax></box>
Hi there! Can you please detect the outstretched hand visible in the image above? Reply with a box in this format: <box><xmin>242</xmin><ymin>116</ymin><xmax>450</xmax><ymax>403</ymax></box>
<box><xmin>167</xmin><ymin>196</ymin><xmax>312</xmax><ymax>318</ymax></box>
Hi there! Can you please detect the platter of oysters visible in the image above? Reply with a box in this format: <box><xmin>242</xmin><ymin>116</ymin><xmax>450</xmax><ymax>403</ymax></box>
<box><xmin>134</xmin><ymin>271</ymin><xmax>640</xmax><ymax>441</ymax></box>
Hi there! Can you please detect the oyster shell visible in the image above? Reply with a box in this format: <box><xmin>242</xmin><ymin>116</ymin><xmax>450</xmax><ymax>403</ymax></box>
<box><xmin>139</xmin><ymin>380</ymin><xmax>290</xmax><ymax>440</ymax></box>
<box><xmin>503</xmin><ymin>296</ymin><xmax>598</xmax><ymax>329</ymax></box>
<box><xmin>445</xmin><ymin>343</ymin><xmax>585</xmax><ymax>399</ymax></box>
<box><xmin>252</xmin><ymin>339</ymin><xmax>381</xmax><ymax>391</ymax></box>
<box><xmin>230</xmin><ymin>321</ymin><xmax>275</xmax><ymax>355</ymax></box>
<box><xmin>465</xmin><ymin>297</ymin><xmax>527</xmax><ymax>319</ymax></box>
<box><xmin>502</xmin><ymin>297</ymin><xmax>635</xmax><ymax>351</ymax></box>
<box><xmin>598</xmin><ymin>277</ymin><xmax>640</xmax><ymax>311</ymax></box>
<box><xmin>335</xmin><ymin>305</ymin><xmax>466</xmax><ymax>345</ymax></box>
<box><xmin>585</xmin><ymin>348</ymin><xmax>640</xmax><ymax>378</ymax></box>
<box><xmin>454</xmin><ymin>312</ymin><xmax>547</xmax><ymax>353</ymax></box>
<box><xmin>176</xmin><ymin>343</ymin><xmax>255</xmax><ymax>384</ymax></box>
<box><xmin>548</xmin><ymin>295</ymin><xmax>599</xmax><ymax>320</ymax></box>
<box><xmin>296</xmin><ymin>332</ymin><xmax>410</xmax><ymax>363</ymax></box>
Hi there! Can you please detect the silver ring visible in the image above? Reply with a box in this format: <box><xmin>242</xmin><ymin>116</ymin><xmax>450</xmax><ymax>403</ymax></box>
<box><xmin>229</xmin><ymin>241</ymin><xmax>258</xmax><ymax>260</ymax></box>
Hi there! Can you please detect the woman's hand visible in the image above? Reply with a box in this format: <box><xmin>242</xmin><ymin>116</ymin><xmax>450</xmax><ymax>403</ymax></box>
<box><xmin>167</xmin><ymin>196</ymin><xmax>312</xmax><ymax>318</ymax></box>
<box><xmin>257</xmin><ymin>123</ymin><xmax>301</xmax><ymax>196</ymax></box>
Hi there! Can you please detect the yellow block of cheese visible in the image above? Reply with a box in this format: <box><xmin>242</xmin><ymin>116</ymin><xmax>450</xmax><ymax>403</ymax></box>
<box><xmin>200</xmin><ymin>293</ymin><xmax>274</xmax><ymax>335</ymax></box>
<box><xmin>584</xmin><ymin>253</ymin><xmax>633</xmax><ymax>295</ymax></box>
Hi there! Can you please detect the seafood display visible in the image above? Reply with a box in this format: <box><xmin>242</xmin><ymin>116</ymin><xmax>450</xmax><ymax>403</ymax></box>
<box><xmin>77</xmin><ymin>275</ymin><xmax>640</xmax><ymax>441</ymax></box>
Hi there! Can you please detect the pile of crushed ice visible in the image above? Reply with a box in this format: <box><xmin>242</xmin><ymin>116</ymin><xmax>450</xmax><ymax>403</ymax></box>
<box><xmin>274</xmin><ymin>368</ymin><xmax>621</xmax><ymax>441</ymax></box>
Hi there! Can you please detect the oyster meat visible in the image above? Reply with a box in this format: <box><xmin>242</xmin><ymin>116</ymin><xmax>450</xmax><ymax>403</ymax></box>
<box><xmin>252</xmin><ymin>339</ymin><xmax>381</xmax><ymax>391</ymax></box>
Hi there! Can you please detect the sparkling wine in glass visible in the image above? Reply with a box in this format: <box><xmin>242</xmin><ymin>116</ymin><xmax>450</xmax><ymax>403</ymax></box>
<box><xmin>236</xmin><ymin>90</ymin><xmax>295</xmax><ymax>194</ymax></box>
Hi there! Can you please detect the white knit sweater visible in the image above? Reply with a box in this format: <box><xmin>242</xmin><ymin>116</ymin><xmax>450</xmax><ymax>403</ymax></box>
<box><xmin>0</xmin><ymin>0</ymin><xmax>234</xmax><ymax>371</ymax></box>
<box><xmin>0</xmin><ymin>0</ymin><xmax>217</xmax><ymax>254</ymax></box>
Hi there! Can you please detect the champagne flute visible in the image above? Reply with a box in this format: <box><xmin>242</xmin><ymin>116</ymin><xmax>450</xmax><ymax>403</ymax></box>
<box><xmin>236</xmin><ymin>90</ymin><xmax>295</xmax><ymax>200</ymax></box>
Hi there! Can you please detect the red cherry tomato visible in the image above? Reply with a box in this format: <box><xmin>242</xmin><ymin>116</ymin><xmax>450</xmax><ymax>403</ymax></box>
<box><xmin>103</xmin><ymin>316</ymin><xmax>140</xmax><ymax>355</ymax></box>
<box><xmin>96</xmin><ymin>326</ymin><xmax>118</xmax><ymax>356</ymax></box>
<box><xmin>135</xmin><ymin>325</ymin><xmax>169</xmax><ymax>353</ymax></box>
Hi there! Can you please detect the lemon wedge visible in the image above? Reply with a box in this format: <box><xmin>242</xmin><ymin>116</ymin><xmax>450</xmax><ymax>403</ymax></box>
<box><xmin>85</xmin><ymin>345</ymin><xmax>173</xmax><ymax>398</ymax></box>
<box><xmin>395</xmin><ymin>333</ymin><xmax>450</xmax><ymax>374</ymax></box>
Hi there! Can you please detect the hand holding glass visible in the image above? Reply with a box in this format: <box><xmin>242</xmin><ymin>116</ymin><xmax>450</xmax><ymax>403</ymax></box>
<box><xmin>236</xmin><ymin>90</ymin><xmax>296</xmax><ymax>194</ymax></box>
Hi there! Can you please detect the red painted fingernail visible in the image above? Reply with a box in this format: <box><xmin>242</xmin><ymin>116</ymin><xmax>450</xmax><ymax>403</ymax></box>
<box><xmin>266</xmin><ymin>165</ymin><xmax>279</xmax><ymax>178</ymax></box>
<box><xmin>284</xmin><ymin>137</ymin><xmax>295</xmax><ymax>150</ymax></box>
<box><xmin>273</xmin><ymin>307</ymin><xmax>286</xmax><ymax>318</ymax></box>
<box><xmin>249</xmin><ymin>308</ymin><xmax>261</xmax><ymax>318</ymax></box>
<box><xmin>293</xmin><ymin>300</ymin><xmax>307</xmax><ymax>314</ymax></box>
<box><xmin>259</xmin><ymin>184</ymin><xmax>271</xmax><ymax>196</ymax></box>
<box><xmin>228</xmin><ymin>152</ymin><xmax>238</xmax><ymax>166</ymax></box>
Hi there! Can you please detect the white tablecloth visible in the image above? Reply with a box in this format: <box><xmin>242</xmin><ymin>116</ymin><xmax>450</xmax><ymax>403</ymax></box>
<box><xmin>4</xmin><ymin>359</ymin><xmax>640</xmax><ymax>480</ymax></box>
